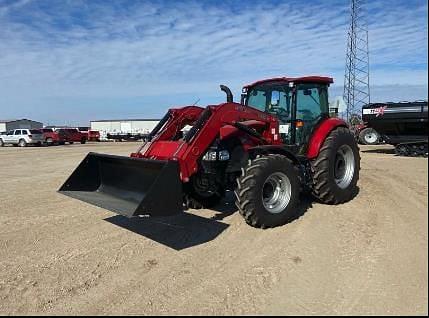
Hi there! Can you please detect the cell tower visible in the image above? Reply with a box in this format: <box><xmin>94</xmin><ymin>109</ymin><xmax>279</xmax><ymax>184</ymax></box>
<box><xmin>343</xmin><ymin>0</ymin><xmax>370</xmax><ymax>122</ymax></box>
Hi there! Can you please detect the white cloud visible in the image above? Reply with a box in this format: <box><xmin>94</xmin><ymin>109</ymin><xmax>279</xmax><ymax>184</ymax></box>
<box><xmin>0</xmin><ymin>0</ymin><xmax>427</xmax><ymax>123</ymax></box>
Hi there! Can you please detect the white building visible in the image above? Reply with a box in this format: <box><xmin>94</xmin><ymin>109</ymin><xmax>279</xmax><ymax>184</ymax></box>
<box><xmin>0</xmin><ymin>119</ymin><xmax>43</xmax><ymax>132</ymax></box>
<box><xmin>90</xmin><ymin>119</ymin><xmax>161</xmax><ymax>135</ymax></box>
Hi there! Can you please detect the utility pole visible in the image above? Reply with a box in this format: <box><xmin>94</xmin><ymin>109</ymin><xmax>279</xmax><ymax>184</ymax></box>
<box><xmin>343</xmin><ymin>0</ymin><xmax>370</xmax><ymax>123</ymax></box>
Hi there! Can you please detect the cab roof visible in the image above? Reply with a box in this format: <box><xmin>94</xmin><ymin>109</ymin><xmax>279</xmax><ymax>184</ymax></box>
<box><xmin>244</xmin><ymin>76</ymin><xmax>334</xmax><ymax>89</ymax></box>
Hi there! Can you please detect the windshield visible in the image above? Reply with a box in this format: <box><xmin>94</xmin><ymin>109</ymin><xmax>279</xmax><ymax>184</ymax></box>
<box><xmin>246</xmin><ymin>84</ymin><xmax>292</xmax><ymax>122</ymax></box>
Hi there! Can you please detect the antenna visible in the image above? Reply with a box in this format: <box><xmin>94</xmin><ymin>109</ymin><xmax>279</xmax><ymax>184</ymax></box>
<box><xmin>192</xmin><ymin>98</ymin><xmax>200</xmax><ymax>106</ymax></box>
<box><xmin>343</xmin><ymin>0</ymin><xmax>370</xmax><ymax>122</ymax></box>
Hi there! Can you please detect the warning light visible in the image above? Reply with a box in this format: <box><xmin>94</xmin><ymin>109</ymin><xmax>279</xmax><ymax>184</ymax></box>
<box><xmin>296</xmin><ymin>120</ymin><xmax>305</xmax><ymax>128</ymax></box>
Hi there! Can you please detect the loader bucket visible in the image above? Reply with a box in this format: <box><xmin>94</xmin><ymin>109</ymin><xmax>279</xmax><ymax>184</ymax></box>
<box><xmin>59</xmin><ymin>153</ymin><xmax>183</xmax><ymax>217</ymax></box>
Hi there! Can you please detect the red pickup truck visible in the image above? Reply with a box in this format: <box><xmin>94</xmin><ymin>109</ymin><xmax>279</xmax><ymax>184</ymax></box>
<box><xmin>77</xmin><ymin>127</ymin><xmax>100</xmax><ymax>142</ymax></box>
<box><xmin>56</xmin><ymin>128</ymin><xmax>87</xmax><ymax>144</ymax></box>
<box><xmin>40</xmin><ymin>128</ymin><xmax>63</xmax><ymax>145</ymax></box>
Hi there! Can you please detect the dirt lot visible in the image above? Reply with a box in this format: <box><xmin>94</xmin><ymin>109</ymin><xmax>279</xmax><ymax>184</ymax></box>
<box><xmin>0</xmin><ymin>142</ymin><xmax>427</xmax><ymax>315</ymax></box>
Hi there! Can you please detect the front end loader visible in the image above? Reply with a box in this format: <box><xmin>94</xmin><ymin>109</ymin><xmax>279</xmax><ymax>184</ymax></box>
<box><xmin>60</xmin><ymin>76</ymin><xmax>360</xmax><ymax>228</ymax></box>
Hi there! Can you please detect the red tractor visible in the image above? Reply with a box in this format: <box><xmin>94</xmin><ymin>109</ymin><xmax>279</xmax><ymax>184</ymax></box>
<box><xmin>60</xmin><ymin>76</ymin><xmax>360</xmax><ymax>228</ymax></box>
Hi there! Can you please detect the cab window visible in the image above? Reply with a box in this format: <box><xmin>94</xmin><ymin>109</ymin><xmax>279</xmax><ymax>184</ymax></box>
<box><xmin>246</xmin><ymin>84</ymin><xmax>291</xmax><ymax>122</ymax></box>
<box><xmin>296</xmin><ymin>84</ymin><xmax>329</xmax><ymax>121</ymax></box>
<box><xmin>14</xmin><ymin>130</ymin><xmax>21</xmax><ymax>135</ymax></box>
<box><xmin>247</xmin><ymin>89</ymin><xmax>266</xmax><ymax>111</ymax></box>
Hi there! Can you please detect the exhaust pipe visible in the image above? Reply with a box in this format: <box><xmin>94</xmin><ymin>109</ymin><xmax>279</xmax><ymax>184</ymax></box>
<box><xmin>220</xmin><ymin>85</ymin><xmax>233</xmax><ymax>103</ymax></box>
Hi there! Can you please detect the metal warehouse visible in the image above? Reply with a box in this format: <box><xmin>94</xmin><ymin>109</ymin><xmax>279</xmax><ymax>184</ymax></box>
<box><xmin>90</xmin><ymin>119</ymin><xmax>160</xmax><ymax>134</ymax></box>
<box><xmin>0</xmin><ymin>119</ymin><xmax>43</xmax><ymax>132</ymax></box>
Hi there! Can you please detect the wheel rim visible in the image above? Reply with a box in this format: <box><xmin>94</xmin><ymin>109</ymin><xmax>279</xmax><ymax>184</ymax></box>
<box><xmin>262</xmin><ymin>172</ymin><xmax>291</xmax><ymax>214</ymax></box>
<box><xmin>19</xmin><ymin>140</ymin><xmax>25</xmax><ymax>147</ymax></box>
<box><xmin>334</xmin><ymin>145</ymin><xmax>355</xmax><ymax>189</ymax></box>
<box><xmin>364</xmin><ymin>132</ymin><xmax>378</xmax><ymax>144</ymax></box>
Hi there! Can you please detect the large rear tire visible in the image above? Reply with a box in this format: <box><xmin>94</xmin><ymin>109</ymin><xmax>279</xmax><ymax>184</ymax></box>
<box><xmin>359</xmin><ymin>128</ymin><xmax>380</xmax><ymax>145</ymax></box>
<box><xmin>235</xmin><ymin>154</ymin><xmax>301</xmax><ymax>229</ymax></box>
<box><xmin>311</xmin><ymin>127</ymin><xmax>360</xmax><ymax>204</ymax></box>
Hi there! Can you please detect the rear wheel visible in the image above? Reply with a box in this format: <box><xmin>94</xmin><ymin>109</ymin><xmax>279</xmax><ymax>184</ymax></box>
<box><xmin>80</xmin><ymin>138</ymin><xmax>86</xmax><ymax>144</ymax></box>
<box><xmin>235</xmin><ymin>154</ymin><xmax>301</xmax><ymax>228</ymax></box>
<box><xmin>69</xmin><ymin>141</ymin><xmax>74</xmax><ymax>145</ymax></box>
<box><xmin>359</xmin><ymin>128</ymin><xmax>380</xmax><ymax>145</ymax></box>
<box><xmin>46</xmin><ymin>137</ymin><xmax>53</xmax><ymax>145</ymax></box>
<box><xmin>312</xmin><ymin>127</ymin><xmax>360</xmax><ymax>204</ymax></box>
<box><xmin>18</xmin><ymin>139</ymin><xmax>27</xmax><ymax>147</ymax></box>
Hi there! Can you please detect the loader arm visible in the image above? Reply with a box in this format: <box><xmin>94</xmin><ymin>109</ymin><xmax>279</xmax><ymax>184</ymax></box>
<box><xmin>150</xmin><ymin>106</ymin><xmax>204</xmax><ymax>142</ymax></box>
<box><xmin>136</xmin><ymin>102</ymin><xmax>280</xmax><ymax>181</ymax></box>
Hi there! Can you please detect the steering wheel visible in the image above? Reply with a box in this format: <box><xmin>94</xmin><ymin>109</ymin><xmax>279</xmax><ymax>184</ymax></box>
<box><xmin>271</xmin><ymin>106</ymin><xmax>290</xmax><ymax>118</ymax></box>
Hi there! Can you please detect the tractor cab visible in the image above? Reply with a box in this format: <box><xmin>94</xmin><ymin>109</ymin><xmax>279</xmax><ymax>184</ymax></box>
<box><xmin>241</xmin><ymin>77</ymin><xmax>332</xmax><ymax>147</ymax></box>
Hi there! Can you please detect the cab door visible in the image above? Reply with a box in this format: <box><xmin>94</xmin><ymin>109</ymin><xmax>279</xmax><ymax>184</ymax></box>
<box><xmin>294</xmin><ymin>84</ymin><xmax>329</xmax><ymax>146</ymax></box>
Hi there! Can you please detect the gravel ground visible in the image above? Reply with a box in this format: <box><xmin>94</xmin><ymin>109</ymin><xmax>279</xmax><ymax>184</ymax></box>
<box><xmin>0</xmin><ymin>142</ymin><xmax>427</xmax><ymax>315</ymax></box>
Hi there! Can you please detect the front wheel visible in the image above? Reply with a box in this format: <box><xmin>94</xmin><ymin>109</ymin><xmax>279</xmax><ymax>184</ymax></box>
<box><xmin>80</xmin><ymin>138</ymin><xmax>86</xmax><ymax>144</ymax></box>
<box><xmin>235</xmin><ymin>154</ymin><xmax>301</xmax><ymax>228</ymax></box>
<box><xmin>0</xmin><ymin>139</ymin><xmax>4</xmax><ymax>147</ymax></box>
<box><xmin>183</xmin><ymin>174</ymin><xmax>224</xmax><ymax>209</ymax></box>
<box><xmin>311</xmin><ymin>127</ymin><xmax>360</xmax><ymax>204</ymax></box>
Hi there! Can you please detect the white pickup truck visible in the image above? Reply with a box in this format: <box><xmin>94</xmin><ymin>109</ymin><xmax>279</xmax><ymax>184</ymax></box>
<box><xmin>0</xmin><ymin>129</ymin><xmax>44</xmax><ymax>147</ymax></box>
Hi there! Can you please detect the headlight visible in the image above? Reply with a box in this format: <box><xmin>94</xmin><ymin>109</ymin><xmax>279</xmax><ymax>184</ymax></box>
<box><xmin>202</xmin><ymin>151</ymin><xmax>217</xmax><ymax>161</ymax></box>
<box><xmin>202</xmin><ymin>150</ymin><xmax>230</xmax><ymax>161</ymax></box>
<box><xmin>218</xmin><ymin>150</ymin><xmax>230</xmax><ymax>161</ymax></box>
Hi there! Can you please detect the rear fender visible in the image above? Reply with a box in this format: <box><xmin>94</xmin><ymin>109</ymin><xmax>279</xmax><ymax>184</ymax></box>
<box><xmin>307</xmin><ymin>118</ymin><xmax>348</xmax><ymax>159</ymax></box>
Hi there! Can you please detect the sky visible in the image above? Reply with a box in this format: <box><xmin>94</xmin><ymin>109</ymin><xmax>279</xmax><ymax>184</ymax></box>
<box><xmin>0</xmin><ymin>0</ymin><xmax>427</xmax><ymax>126</ymax></box>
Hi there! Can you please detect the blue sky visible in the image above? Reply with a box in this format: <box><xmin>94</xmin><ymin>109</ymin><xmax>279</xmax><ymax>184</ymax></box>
<box><xmin>0</xmin><ymin>0</ymin><xmax>427</xmax><ymax>125</ymax></box>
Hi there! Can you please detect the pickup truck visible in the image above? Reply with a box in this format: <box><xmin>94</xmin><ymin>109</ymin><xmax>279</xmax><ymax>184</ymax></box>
<box><xmin>0</xmin><ymin>129</ymin><xmax>44</xmax><ymax>147</ymax></box>
<box><xmin>40</xmin><ymin>128</ymin><xmax>63</xmax><ymax>145</ymax></box>
<box><xmin>77</xmin><ymin>127</ymin><xmax>100</xmax><ymax>142</ymax></box>
<box><xmin>56</xmin><ymin>128</ymin><xmax>87</xmax><ymax>144</ymax></box>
